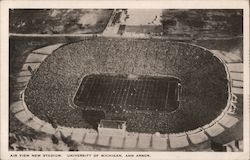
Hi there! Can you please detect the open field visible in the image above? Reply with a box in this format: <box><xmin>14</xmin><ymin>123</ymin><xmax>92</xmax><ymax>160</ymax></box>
<box><xmin>75</xmin><ymin>74</ymin><xmax>180</xmax><ymax>112</ymax></box>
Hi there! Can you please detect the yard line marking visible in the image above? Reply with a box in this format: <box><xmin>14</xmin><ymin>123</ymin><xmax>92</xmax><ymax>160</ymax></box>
<box><xmin>142</xmin><ymin>79</ymin><xmax>151</xmax><ymax>108</ymax></box>
<box><xmin>119</xmin><ymin>80</ymin><xmax>129</xmax><ymax>107</ymax></box>
<box><xmin>134</xmin><ymin>80</ymin><xmax>143</xmax><ymax>107</ymax></box>
<box><xmin>123</xmin><ymin>79</ymin><xmax>133</xmax><ymax>106</ymax></box>
<box><xmin>85</xmin><ymin>77</ymin><xmax>96</xmax><ymax>106</ymax></box>
<box><xmin>139</xmin><ymin>79</ymin><xmax>148</xmax><ymax>108</ymax></box>
<box><xmin>106</xmin><ymin>76</ymin><xmax>117</xmax><ymax>105</ymax></box>
<box><xmin>164</xmin><ymin>82</ymin><xmax>170</xmax><ymax>110</ymax></box>
<box><xmin>102</xmin><ymin>76</ymin><xmax>112</xmax><ymax>105</ymax></box>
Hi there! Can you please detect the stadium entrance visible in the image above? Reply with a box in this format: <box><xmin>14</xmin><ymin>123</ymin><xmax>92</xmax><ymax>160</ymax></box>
<box><xmin>74</xmin><ymin>73</ymin><xmax>181</xmax><ymax>113</ymax></box>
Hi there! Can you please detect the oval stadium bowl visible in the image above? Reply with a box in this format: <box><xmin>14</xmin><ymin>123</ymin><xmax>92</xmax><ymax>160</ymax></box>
<box><xmin>16</xmin><ymin>37</ymin><xmax>235</xmax><ymax>150</ymax></box>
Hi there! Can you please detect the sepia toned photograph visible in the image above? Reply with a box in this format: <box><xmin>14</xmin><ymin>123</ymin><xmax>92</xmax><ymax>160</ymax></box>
<box><xmin>7</xmin><ymin>8</ymin><xmax>245</xmax><ymax>153</ymax></box>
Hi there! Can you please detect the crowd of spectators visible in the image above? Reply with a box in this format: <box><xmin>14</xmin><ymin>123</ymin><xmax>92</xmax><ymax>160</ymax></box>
<box><xmin>25</xmin><ymin>37</ymin><xmax>229</xmax><ymax>134</ymax></box>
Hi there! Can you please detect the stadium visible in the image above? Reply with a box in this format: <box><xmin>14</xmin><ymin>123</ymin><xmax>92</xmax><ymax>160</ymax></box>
<box><xmin>25</xmin><ymin>37</ymin><xmax>230</xmax><ymax>134</ymax></box>
<box><xmin>9</xmin><ymin>9</ymin><xmax>243</xmax><ymax>151</ymax></box>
